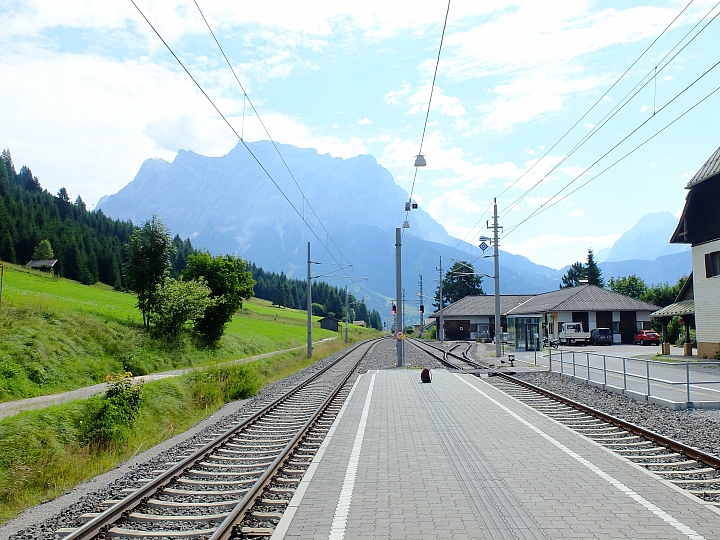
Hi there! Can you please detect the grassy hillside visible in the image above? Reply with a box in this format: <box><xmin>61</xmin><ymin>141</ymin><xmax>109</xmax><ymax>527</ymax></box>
<box><xmin>0</xmin><ymin>263</ymin><xmax>344</xmax><ymax>402</ymax></box>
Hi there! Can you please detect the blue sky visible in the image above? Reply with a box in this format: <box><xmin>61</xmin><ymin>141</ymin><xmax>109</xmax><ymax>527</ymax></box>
<box><xmin>1</xmin><ymin>0</ymin><xmax>719</xmax><ymax>269</ymax></box>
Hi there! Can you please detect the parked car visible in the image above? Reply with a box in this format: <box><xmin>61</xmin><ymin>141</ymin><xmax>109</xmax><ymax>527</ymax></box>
<box><xmin>590</xmin><ymin>328</ymin><xmax>613</xmax><ymax>345</ymax></box>
<box><xmin>492</xmin><ymin>332</ymin><xmax>508</xmax><ymax>344</ymax></box>
<box><xmin>559</xmin><ymin>322</ymin><xmax>591</xmax><ymax>346</ymax></box>
<box><xmin>633</xmin><ymin>329</ymin><xmax>660</xmax><ymax>346</ymax></box>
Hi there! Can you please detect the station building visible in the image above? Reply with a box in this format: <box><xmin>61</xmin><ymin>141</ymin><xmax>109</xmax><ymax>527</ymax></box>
<box><xmin>430</xmin><ymin>285</ymin><xmax>660</xmax><ymax>351</ymax></box>
<box><xmin>669</xmin><ymin>145</ymin><xmax>720</xmax><ymax>358</ymax></box>
<box><xmin>504</xmin><ymin>285</ymin><xmax>660</xmax><ymax>351</ymax></box>
<box><xmin>427</xmin><ymin>295</ymin><xmax>533</xmax><ymax>341</ymax></box>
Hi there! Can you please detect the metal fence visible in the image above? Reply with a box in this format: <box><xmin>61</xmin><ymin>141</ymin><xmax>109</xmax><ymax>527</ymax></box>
<box><xmin>547</xmin><ymin>348</ymin><xmax>720</xmax><ymax>404</ymax></box>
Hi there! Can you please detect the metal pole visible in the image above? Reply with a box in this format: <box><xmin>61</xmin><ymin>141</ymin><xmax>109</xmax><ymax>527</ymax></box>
<box><xmin>603</xmin><ymin>355</ymin><xmax>607</xmax><ymax>388</ymax></box>
<box><xmin>345</xmin><ymin>285</ymin><xmax>349</xmax><ymax>343</ymax></box>
<box><xmin>572</xmin><ymin>352</ymin><xmax>576</xmax><ymax>377</ymax></box>
<box><xmin>395</xmin><ymin>228</ymin><xmax>403</xmax><ymax>367</ymax></box>
<box><xmin>493</xmin><ymin>198</ymin><xmax>501</xmax><ymax>359</ymax></box>
<box><xmin>623</xmin><ymin>357</ymin><xmax>627</xmax><ymax>391</ymax></box>
<box><xmin>587</xmin><ymin>352</ymin><xmax>590</xmax><ymax>381</ymax></box>
<box><xmin>646</xmin><ymin>361</ymin><xmax>651</xmax><ymax>397</ymax></box>
<box><xmin>307</xmin><ymin>242</ymin><xmax>312</xmax><ymax>358</ymax></box>
<box><xmin>419</xmin><ymin>274</ymin><xmax>424</xmax><ymax>339</ymax></box>
<box><xmin>438</xmin><ymin>257</ymin><xmax>444</xmax><ymax>342</ymax></box>
<box><xmin>686</xmin><ymin>363</ymin><xmax>691</xmax><ymax>403</ymax></box>
<box><xmin>549</xmin><ymin>347</ymin><xmax>552</xmax><ymax>373</ymax></box>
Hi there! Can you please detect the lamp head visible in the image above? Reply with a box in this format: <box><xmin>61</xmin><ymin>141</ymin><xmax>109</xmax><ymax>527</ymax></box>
<box><xmin>414</xmin><ymin>154</ymin><xmax>426</xmax><ymax>167</ymax></box>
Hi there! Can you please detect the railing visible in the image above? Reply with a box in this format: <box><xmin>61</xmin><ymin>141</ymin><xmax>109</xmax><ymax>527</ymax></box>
<box><xmin>547</xmin><ymin>348</ymin><xmax>720</xmax><ymax>405</ymax></box>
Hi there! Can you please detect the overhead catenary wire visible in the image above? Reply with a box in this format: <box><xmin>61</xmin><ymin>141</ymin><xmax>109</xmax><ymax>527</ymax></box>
<box><xmin>494</xmin><ymin>0</ymin><xmax>698</xmax><ymax>204</ymax></box>
<box><xmin>404</xmin><ymin>0</ymin><xmax>451</xmax><ymax>232</ymax></box>
<box><xmin>130</xmin><ymin>0</ymin><xmax>360</xmax><ymax>286</ymax></box>
<box><xmin>191</xmin><ymin>1</ymin><xmax>357</xmax><ymax>282</ymax></box>
<box><xmin>450</xmin><ymin>0</ymin><xmax>702</xmax><ymax>259</ymax></box>
<box><xmin>501</xmin><ymin>78</ymin><xmax>720</xmax><ymax>240</ymax></box>
<box><xmin>497</xmin><ymin>0</ymin><xmax>720</xmax><ymax>221</ymax></box>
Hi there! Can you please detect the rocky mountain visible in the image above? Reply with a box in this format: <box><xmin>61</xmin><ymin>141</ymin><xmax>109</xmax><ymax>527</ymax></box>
<box><xmin>604</xmin><ymin>212</ymin><xmax>689</xmax><ymax>262</ymax></box>
<box><xmin>97</xmin><ymin>141</ymin><xmax>562</xmax><ymax>317</ymax></box>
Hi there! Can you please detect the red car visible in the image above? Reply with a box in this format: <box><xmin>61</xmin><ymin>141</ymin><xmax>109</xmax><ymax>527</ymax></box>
<box><xmin>633</xmin><ymin>330</ymin><xmax>660</xmax><ymax>346</ymax></box>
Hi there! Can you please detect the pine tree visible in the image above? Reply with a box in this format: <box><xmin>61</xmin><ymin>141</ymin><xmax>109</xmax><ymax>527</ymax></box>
<box><xmin>585</xmin><ymin>248</ymin><xmax>604</xmax><ymax>287</ymax></box>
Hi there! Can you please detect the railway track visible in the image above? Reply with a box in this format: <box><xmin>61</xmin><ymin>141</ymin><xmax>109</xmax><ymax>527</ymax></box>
<box><xmin>59</xmin><ymin>338</ymin><xmax>380</xmax><ymax>539</ymax></box>
<box><xmin>411</xmin><ymin>339</ymin><xmax>720</xmax><ymax>508</ymax></box>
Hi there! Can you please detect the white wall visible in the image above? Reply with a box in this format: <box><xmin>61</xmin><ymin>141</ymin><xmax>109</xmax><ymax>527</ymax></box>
<box><xmin>693</xmin><ymin>239</ymin><xmax>720</xmax><ymax>354</ymax></box>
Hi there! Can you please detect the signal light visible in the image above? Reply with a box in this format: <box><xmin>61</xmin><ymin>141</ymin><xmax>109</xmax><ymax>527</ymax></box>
<box><xmin>392</xmin><ymin>304</ymin><xmax>397</xmax><ymax>315</ymax></box>
<box><xmin>420</xmin><ymin>304</ymin><xmax>424</xmax><ymax>314</ymax></box>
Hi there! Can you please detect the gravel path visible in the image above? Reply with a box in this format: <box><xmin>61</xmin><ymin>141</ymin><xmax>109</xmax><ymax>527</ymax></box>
<box><xmin>0</xmin><ymin>338</ymin><xmax>337</xmax><ymax>420</ymax></box>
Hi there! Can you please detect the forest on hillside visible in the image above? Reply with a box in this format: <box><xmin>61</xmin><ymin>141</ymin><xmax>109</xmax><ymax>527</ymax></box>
<box><xmin>0</xmin><ymin>149</ymin><xmax>381</xmax><ymax>329</ymax></box>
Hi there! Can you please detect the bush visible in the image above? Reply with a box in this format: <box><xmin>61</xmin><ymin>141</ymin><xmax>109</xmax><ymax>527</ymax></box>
<box><xmin>83</xmin><ymin>373</ymin><xmax>143</xmax><ymax>446</ymax></box>
<box><xmin>154</xmin><ymin>278</ymin><xmax>215</xmax><ymax>338</ymax></box>
<box><xmin>189</xmin><ymin>364</ymin><xmax>260</xmax><ymax>411</ymax></box>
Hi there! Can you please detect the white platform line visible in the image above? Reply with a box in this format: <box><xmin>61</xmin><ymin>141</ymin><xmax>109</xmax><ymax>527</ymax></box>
<box><xmin>270</xmin><ymin>374</ymin><xmax>364</xmax><ymax>540</ymax></box>
<box><xmin>327</xmin><ymin>372</ymin><xmax>376</xmax><ymax>540</ymax></box>
<box><xmin>455</xmin><ymin>374</ymin><xmax>706</xmax><ymax>540</ymax></box>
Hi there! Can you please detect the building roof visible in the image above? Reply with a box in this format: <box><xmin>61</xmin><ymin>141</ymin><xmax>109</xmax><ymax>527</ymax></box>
<box><xmin>686</xmin><ymin>146</ymin><xmax>720</xmax><ymax>189</ymax></box>
<box><xmin>428</xmin><ymin>295</ymin><xmax>534</xmax><ymax>319</ymax></box>
<box><xmin>318</xmin><ymin>316</ymin><xmax>341</xmax><ymax>322</ymax></box>
<box><xmin>506</xmin><ymin>285</ymin><xmax>660</xmax><ymax>315</ymax></box>
<box><xmin>650</xmin><ymin>299</ymin><xmax>695</xmax><ymax>319</ymax></box>
<box><xmin>27</xmin><ymin>259</ymin><xmax>58</xmax><ymax>269</ymax></box>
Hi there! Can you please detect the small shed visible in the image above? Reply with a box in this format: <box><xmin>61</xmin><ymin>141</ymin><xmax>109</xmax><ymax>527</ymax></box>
<box><xmin>27</xmin><ymin>259</ymin><xmax>60</xmax><ymax>276</ymax></box>
<box><xmin>318</xmin><ymin>316</ymin><xmax>341</xmax><ymax>332</ymax></box>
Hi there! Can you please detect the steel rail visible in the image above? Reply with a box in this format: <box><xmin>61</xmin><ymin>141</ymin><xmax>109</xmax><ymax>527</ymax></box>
<box><xmin>495</xmin><ymin>372</ymin><xmax>720</xmax><ymax>471</ymax></box>
<box><xmin>410</xmin><ymin>339</ymin><xmax>720</xmax><ymax>471</ymax></box>
<box><xmin>210</xmin><ymin>339</ymin><xmax>377</xmax><ymax>539</ymax></box>
<box><xmin>65</xmin><ymin>338</ymin><xmax>378</xmax><ymax>540</ymax></box>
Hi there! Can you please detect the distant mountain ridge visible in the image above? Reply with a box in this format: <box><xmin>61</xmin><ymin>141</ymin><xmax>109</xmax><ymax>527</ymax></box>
<box><xmin>604</xmin><ymin>212</ymin><xmax>689</xmax><ymax>262</ymax></box>
<box><xmin>97</xmin><ymin>141</ymin><xmax>563</xmax><ymax>315</ymax></box>
<box><xmin>97</xmin><ymin>142</ymin><xmax>691</xmax><ymax>316</ymax></box>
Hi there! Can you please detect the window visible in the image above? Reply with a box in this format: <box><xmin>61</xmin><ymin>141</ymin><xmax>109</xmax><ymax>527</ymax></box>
<box><xmin>705</xmin><ymin>251</ymin><xmax>720</xmax><ymax>278</ymax></box>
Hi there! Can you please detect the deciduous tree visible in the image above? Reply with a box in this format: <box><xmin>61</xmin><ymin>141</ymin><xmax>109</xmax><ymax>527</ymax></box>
<box><xmin>125</xmin><ymin>215</ymin><xmax>176</xmax><ymax>328</ymax></box>
<box><xmin>434</xmin><ymin>261</ymin><xmax>484</xmax><ymax>307</ymax></box>
<box><xmin>32</xmin><ymin>239</ymin><xmax>54</xmax><ymax>260</ymax></box>
<box><xmin>183</xmin><ymin>252</ymin><xmax>255</xmax><ymax>344</ymax></box>
<box><xmin>608</xmin><ymin>275</ymin><xmax>647</xmax><ymax>298</ymax></box>
<box><xmin>154</xmin><ymin>278</ymin><xmax>215</xmax><ymax>338</ymax></box>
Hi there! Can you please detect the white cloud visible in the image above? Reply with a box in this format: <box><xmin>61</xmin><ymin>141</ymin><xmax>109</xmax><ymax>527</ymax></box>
<box><xmin>479</xmin><ymin>71</ymin><xmax>608</xmax><ymax>131</ymax></box>
<box><xmin>503</xmin><ymin>232</ymin><xmax>620</xmax><ymax>269</ymax></box>
<box><xmin>640</xmin><ymin>105</ymin><xmax>648</xmax><ymax>113</ymax></box>
<box><xmin>407</xmin><ymin>84</ymin><xmax>465</xmax><ymax>117</ymax></box>
<box><xmin>663</xmin><ymin>75</ymin><xmax>673</xmax><ymax>81</ymax></box>
<box><xmin>358</xmin><ymin>117</ymin><xmax>373</xmax><ymax>125</ymax></box>
<box><xmin>569</xmin><ymin>209</ymin><xmax>584</xmax><ymax>218</ymax></box>
<box><xmin>0</xmin><ymin>48</ymin><xmax>365</xmax><ymax>206</ymax></box>
<box><xmin>385</xmin><ymin>82</ymin><xmax>411</xmax><ymax>105</ymax></box>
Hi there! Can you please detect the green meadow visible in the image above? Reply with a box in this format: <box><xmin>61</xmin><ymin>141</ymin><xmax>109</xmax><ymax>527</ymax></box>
<box><xmin>0</xmin><ymin>263</ymin><xmax>345</xmax><ymax>402</ymax></box>
<box><xmin>0</xmin><ymin>262</ymin><xmax>380</xmax><ymax>523</ymax></box>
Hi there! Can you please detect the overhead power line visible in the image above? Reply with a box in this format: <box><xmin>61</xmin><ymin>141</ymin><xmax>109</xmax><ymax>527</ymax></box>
<box><xmin>451</xmin><ymin>0</ymin><xmax>701</xmax><ymax>258</ymax></box>
<box><xmin>130</xmin><ymin>0</ymin><xmax>360</xmax><ymax>285</ymax></box>
<box><xmin>501</xmin><ymin>78</ymin><xmax>720</xmax><ymax>240</ymax></box>
<box><xmin>404</xmin><ymin>0</ymin><xmax>451</xmax><ymax>232</ymax></box>
<box><xmin>497</xmin><ymin>0</ymin><xmax>720</xmax><ymax>221</ymax></box>
<box><xmin>192</xmin><ymin>0</ymin><xmax>357</xmax><ymax>282</ymax></box>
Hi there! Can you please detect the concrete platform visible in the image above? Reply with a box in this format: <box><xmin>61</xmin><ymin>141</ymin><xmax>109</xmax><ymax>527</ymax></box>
<box><xmin>272</xmin><ymin>370</ymin><xmax>720</xmax><ymax>540</ymax></box>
